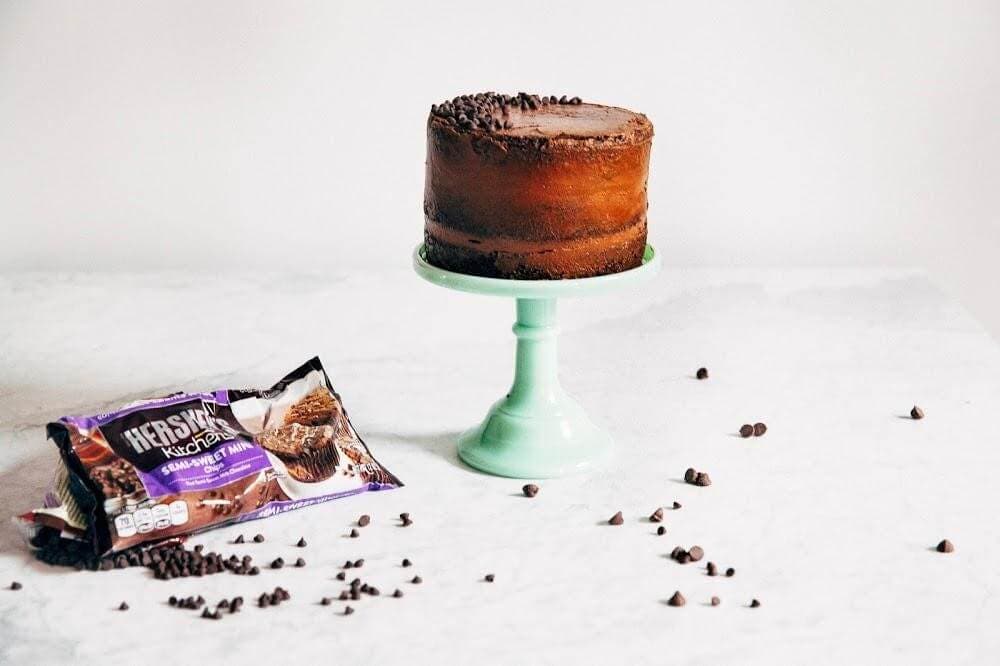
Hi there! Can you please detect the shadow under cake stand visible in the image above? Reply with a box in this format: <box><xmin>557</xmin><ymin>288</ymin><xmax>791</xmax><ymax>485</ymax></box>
<box><xmin>413</xmin><ymin>243</ymin><xmax>661</xmax><ymax>478</ymax></box>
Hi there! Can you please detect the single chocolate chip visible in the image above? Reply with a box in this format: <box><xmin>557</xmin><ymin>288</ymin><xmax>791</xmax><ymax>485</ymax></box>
<box><xmin>656</xmin><ymin>526</ymin><xmax>666</xmax><ymax>536</ymax></box>
<box><xmin>649</xmin><ymin>508</ymin><xmax>664</xmax><ymax>523</ymax></box>
<box><xmin>726</xmin><ymin>567</ymin><xmax>735</xmax><ymax>577</ymax></box>
<box><xmin>202</xmin><ymin>607</ymin><xmax>214</xmax><ymax>618</ymax></box>
<box><xmin>168</xmin><ymin>595</ymin><xmax>177</xmax><ymax>606</ymax></box>
<box><xmin>684</xmin><ymin>467</ymin><xmax>697</xmax><ymax>483</ymax></box>
<box><xmin>570</xmin><ymin>97</ymin><xmax>582</xmax><ymax>104</ymax></box>
<box><xmin>253</xmin><ymin>534</ymin><xmax>265</xmax><ymax>543</ymax></box>
<box><xmin>118</xmin><ymin>601</ymin><xmax>129</xmax><ymax>611</ymax></box>
<box><xmin>689</xmin><ymin>546</ymin><xmax>705</xmax><ymax>562</ymax></box>
<box><xmin>484</xmin><ymin>574</ymin><xmax>495</xmax><ymax>582</ymax></box>
<box><xmin>937</xmin><ymin>539</ymin><xmax>954</xmax><ymax>553</ymax></box>
<box><xmin>218</xmin><ymin>599</ymin><xmax>230</xmax><ymax>609</ymax></box>
<box><xmin>711</xmin><ymin>596</ymin><xmax>721</xmax><ymax>606</ymax></box>
<box><xmin>677</xmin><ymin>552</ymin><xmax>692</xmax><ymax>564</ymax></box>
<box><xmin>344</xmin><ymin>560</ymin><xmax>353</xmax><ymax>569</ymax></box>
<box><xmin>296</xmin><ymin>537</ymin><xmax>307</xmax><ymax>547</ymax></box>
<box><xmin>338</xmin><ymin>591</ymin><xmax>349</xmax><ymax>601</ymax></box>
<box><xmin>750</xmin><ymin>598</ymin><xmax>761</xmax><ymax>608</ymax></box>
<box><xmin>295</xmin><ymin>558</ymin><xmax>306</xmax><ymax>568</ymax></box>
<box><xmin>353</xmin><ymin>559</ymin><xmax>364</xmax><ymax>568</ymax></box>
<box><xmin>344</xmin><ymin>606</ymin><xmax>354</xmax><ymax>615</ymax></box>
<box><xmin>695</xmin><ymin>472</ymin><xmax>712</xmax><ymax>487</ymax></box>
<box><xmin>911</xmin><ymin>406</ymin><xmax>925</xmax><ymax>420</ymax></box>
<box><xmin>349</xmin><ymin>529</ymin><xmax>360</xmax><ymax>538</ymax></box>
<box><xmin>672</xmin><ymin>501</ymin><xmax>682</xmax><ymax>510</ymax></box>
<box><xmin>10</xmin><ymin>581</ymin><xmax>22</xmax><ymax>590</ymax></box>
<box><xmin>392</xmin><ymin>589</ymin><xmax>403</xmax><ymax>598</ymax></box>
<box><xmin>608</xmin><ymin>511</ymin><xmax>624</xmax><ymax>526</ymax></box>
<box><xmin>696</xmin><ymin>367</ymin><xmax>708</xmax><ymax>380</ymax></box>
<box><xmin>667</xmin><ymin>591</ymin><xmax>686</xmax><ymax>607</ymax></box>
<box><xmin>368</xmin><ymin>587</ymin><xmax>381</xmax><ymax>596</ymax></box>
<box><xmin>707</xmin><ymin>562</ymin><xmax>718</xmax><ymax>576</ymax></box>
<box><xmin>402</xmin><ymin>558</ymin><xmax>412</xmax><ymax>567</ymax></box>
<box><xmin>753</xmin><ymin>422</ymin><xmax>767</xmax><ymax>437</ymax></box>
<box><xmin>336</xmin><ymin>572</ymin><xmax>346</xmax><ymax>581</ymax></box>
<box><xmin>358</xmin><ymin>515</ymin><xmax>371</xmax><ymax>527</ymax></box>
<box><xmin>411</xmin><ymin>576</ymin><xmax>423</xmax><ymax>584</ymax></box>
<box><xmin>196</xmin><ymin>595</ymin><xmax>205</xmax><ymax>606</ymax></box>
<box><xmin>522</xmin><ymin>484</ymin><xmax>539</xmax><ymax>497</ymax></box>
<box><xmin>248</xmin><ymin>566</ymin><xmax>260</xmax><ymax>575</ymax></box>
<box><xmin>740</xmin><ymin>425</ymin><xmax>754</xmax><ymax>439</ymax></box>
<box><xmin>271</xmin><ymin>558</ymin><xmax>284</xmax><ymax>569</ymax></box>
<box><xmin>321</xmin><ymin>597</ymin><xmax>332</xmax><ymax>606</ymax></box>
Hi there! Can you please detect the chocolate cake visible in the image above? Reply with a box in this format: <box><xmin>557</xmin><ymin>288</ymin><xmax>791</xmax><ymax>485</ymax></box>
<box><xmin>423</xmin><ymin>92</ymin><xmax>653</xmax><ymax>279</ymax></box>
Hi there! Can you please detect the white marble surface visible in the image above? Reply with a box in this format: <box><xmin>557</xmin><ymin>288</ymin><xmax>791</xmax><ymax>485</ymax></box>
<box><xmin>1</xmin><ymin>268</ymin><xmax>999</xmax><ymax>664</ymax></box>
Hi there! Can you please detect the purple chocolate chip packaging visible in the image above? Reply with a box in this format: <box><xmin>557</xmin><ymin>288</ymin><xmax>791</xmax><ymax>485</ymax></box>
<box><xmin>16</xmin><ymin>357</ymin><xmax>401</xmax><ymax>556</ymax></box>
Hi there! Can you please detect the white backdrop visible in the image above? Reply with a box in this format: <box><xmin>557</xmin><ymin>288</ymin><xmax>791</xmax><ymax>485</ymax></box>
<box><xmin>2</xmin><ymin>1</ymin><xmax>999</xmax><ymax>334</ymax></box>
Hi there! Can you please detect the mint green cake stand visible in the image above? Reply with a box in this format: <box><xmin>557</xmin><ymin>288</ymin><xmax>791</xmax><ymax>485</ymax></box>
<box><xmin>413</xmin><ymin>243</ymin><xmax>661</xmax><ymax>478</ymax></box>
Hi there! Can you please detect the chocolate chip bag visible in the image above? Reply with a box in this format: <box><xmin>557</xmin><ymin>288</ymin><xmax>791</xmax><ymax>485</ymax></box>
<box><xmin>19</xmin><ymin>357</ymin><xmax>401</xmax><ymax>555</ymax></box>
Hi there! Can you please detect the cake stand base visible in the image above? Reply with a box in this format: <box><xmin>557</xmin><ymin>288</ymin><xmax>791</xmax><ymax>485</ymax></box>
<box><xmin>414</xmin><ymin>243</ymin><xmax>660</xmax><ymax>479</ymax></box>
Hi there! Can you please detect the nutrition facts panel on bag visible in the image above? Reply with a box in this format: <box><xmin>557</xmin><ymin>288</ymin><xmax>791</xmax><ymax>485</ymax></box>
<box><xmin>113</xmin><ymin>500</ymin><xmax>189</xmax><ymax>538</ymax></box>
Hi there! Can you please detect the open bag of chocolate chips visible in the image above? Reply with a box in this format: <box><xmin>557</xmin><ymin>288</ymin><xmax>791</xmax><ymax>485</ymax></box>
<box><xmin>15</xmin><ymin>357</ymin><xmax>401</xmax><ymax>561</ymax></box>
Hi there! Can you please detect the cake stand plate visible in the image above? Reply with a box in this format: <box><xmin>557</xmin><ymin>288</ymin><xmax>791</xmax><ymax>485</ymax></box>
<box><xmin>413</xmin><ymin>243</ymin><xmax>661</xmax><ymax>478</ymax></box>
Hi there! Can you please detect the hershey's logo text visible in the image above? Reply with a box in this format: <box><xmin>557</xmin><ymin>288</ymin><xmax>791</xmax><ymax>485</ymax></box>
<box><xmin>121</xmin><ymin>408</ymin><xmax>242</xmax><ymax>459</ymax></box>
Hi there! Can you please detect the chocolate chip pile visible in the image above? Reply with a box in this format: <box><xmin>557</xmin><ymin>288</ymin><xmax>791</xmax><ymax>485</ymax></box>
<box><xmin>430</xmin><ymin>92</ymin><xmax>583</xmax><ymax>133</ymax></box>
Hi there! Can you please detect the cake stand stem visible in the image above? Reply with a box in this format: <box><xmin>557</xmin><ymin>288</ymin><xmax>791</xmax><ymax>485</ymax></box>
<box><xmin>508</xmin><ymin>298</ymin><xmax>561</xmax><ymax>411</ymax></box>
<box><xmin>455</xmin><ymin>296</ymin><xmax>613</xmax><ymax>478</ymax></box>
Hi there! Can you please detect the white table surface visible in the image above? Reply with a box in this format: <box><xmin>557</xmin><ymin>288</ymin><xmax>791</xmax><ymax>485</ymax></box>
<box><xmin>1</xmin><ymin>268</ymin><xmax>998</xmax><ymax>665</ymax></box>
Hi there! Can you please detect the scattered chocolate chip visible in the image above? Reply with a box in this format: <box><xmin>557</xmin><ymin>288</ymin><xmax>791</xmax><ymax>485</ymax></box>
<box><xmin>739</xmin><ymin>424</ymin><xmax>754</xmax><ymax>438</ymax></box>
<box><xmin>667</xmin><ymin>591</ymin><xmax>686</xmax><ymax>607</ymax></box>
<box><xmin>253</xmin><ymin>534</ymin><xmax>265</xmax><ymax>543</ymax></box>
<box><xmin>684</xmin><ymin>467</ymin><xmax>697</xmax><ymax>483</ymax></box>
<box><xmin>353</xmin><ymin>559</ymin><xmax>364</xmax><ymax>568</ymax></box>
<box><xmin>10</xmin><ymin>582</ymin><xmax>22</xmax><ymax>590</ymax></box>
<box><xmin>608</xmin><ymin>511</ymin><xmax>624</xmax><ymax>526</ymax></box>
<box><xmin>696</xmin><ymin>367</ymin><xmax>708</xmax><ymax>380</ymax></box>
<box><xmin>349</xmin><ymin>529</ymin><xmax>360</xmax><ymax>538</ymax></box>
<box><xmin>336</xmin><ymin>572</ymin><xmax>346</xmax><ymax>581</ymax></box>
<box><xmin>343</xmin><ymin>560</ymin><xmax>353</xmax><ymax>569</ymax></box>
<box><xmin>522</xmin><ymin>484</ymin><xmax>539</xmax><ymax>498</ymax></box>
<box><xmin>344</xmin><ymin>606</ymin><xmax>354</xmax><ymax>615</ymax></box>
<box><xmin>656</xmin><ymin>526</ymin><xmax>666</xmax><ymax>536</ymax></box>
<box><xmin>296</xmin><ymin>537</ymin><xmax>307</xmax><ymax>547</ymax></box>
<box><xmin>118</xmin><ymin>601</ymin><xmax>129</xmax><ymax>611</ymax></box>
<box><xmin>484</xmin><ymin>574</ymin><xmax>495</xmax><ymax>582</ymax></box>
<box><xmin>707</xmin><ymin>562</ymin><xmax>718</xmax><ymax>576</ymax></box>
<box><xmin>168</xmin><ymin>595</ymin><xmax>177</xmax><ymax>606</ymax></box>
<box><xmin>270</xmin><ymin>558</ymin><xmax>284</xmax><ymax>569</ymax></box>
<box><xmin>358</xmin><ymin>515</ymin><xmax>371</xmax><ymax>527</ymax></box>
<box><xmin>400</xmin><ymin>512</ymin><xmax>413</xmax><ymax>527</ymax></box>
<box><xmin>321</xmin><ymin>597</ymin><xmax>332</xmax><ymax>606</ymax></box>
<box><xmin>295</xmin><ymin>558</ymin><xmax>306</xmax><ymax>568</ymax></box>
<box><xmin>672</xmin><ymin>501</ymin><xmax>682</xmax><ymax>510</ymax></box>
<box><xmin>695</xmin><ymin>472</ymin><xmax>712</xmax><ymax>487</ymax></box>
<box><xmin>392</xmin><ymin>589</ymin><xmax>403</xmax><ymax>598</ymax></box>
<box><xmin>649</xmin><ymin>508</ymin><xmax>664</xmax><ymax>523</ymax></box>
<box><xmin>711</xmin><ymin>596</ymin><xmax>721</xmax><ymax>606</ymax></box>
<box><xmin>248</xmin><ymin>566</ymin><xmax>260</xmax><ymax>576</ymax></box>
<box><xmin>726</xmin><ymin>567</ymin><xmax>735</xmax><ymax>577</ymax></box>
<box><xmin>937</xmin><ymin>539</ymin><xmax>954</xmax><ymax>553</ymax></box>
<box><xmin>688</xmin><ymin>546</ymin><xmax>704</xmax><ymax>562</ymax></box>
<box><xmin>411</xmin><ymin>576</ymin><xmax>423</xmax><ymax>584</ymax></box>
<box><xmin>338</xmin><ymin>591</ymin><xmax>349</xmax><ymax>601</ymax></box>
<box><xmin>753</xmin><ymin>422</ymin><xmax>767</xmax><ymax>437</ymax></box>
<box><xmin>750</xmin><ymin>598</ymin><xmax>761</xmax><ymax>608</ymax></box>
<box><xmin>402</xmin><ymin>558</ymin><xmax>412</xmax><ymax>567</ymax></box>
<box><xmin>911</xmin><ymin>406</ymin><xmax>925</xmax><ymax>420</ymax></box>
<box><xmin>234</xmin><ymin>535</ymin><xmax>244</xmax><ymax>544</ymax></box>
<box><xmin>218</xmin><ymin>599</ymin><xmax>230</xmax><ymax>609</ymax></box>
